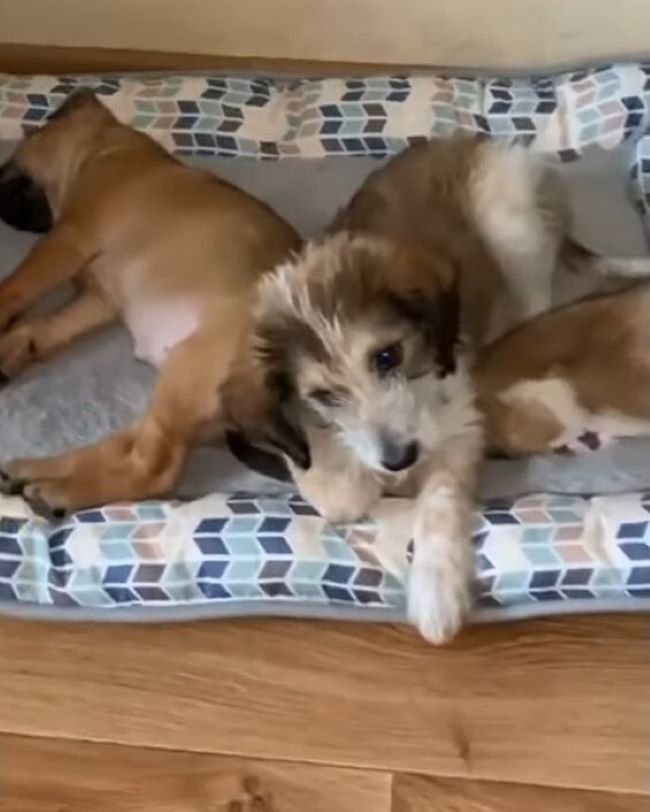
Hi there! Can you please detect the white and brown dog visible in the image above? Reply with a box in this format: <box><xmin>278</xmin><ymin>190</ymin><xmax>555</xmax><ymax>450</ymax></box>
<box><xmin>232</xmin><ymin>137</ymin><xmax>650</xmax><ymax>644</ymax></box>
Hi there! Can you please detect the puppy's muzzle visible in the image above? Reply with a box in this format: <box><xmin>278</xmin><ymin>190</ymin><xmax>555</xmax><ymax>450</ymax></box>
<box><xmin>379</xmin><ymin>437</ymin><xmax>419</xmax><ymax>472</ymax></box>
<box><xmin>0</xmin><ymin>160</ymin><xmax>53</xmax><ymax>234</ymax></box>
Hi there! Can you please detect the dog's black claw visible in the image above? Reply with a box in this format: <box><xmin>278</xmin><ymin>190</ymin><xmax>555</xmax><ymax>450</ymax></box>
<box><xmin>23</xmin><ymin>491</ymin><xmax>66</xmax><ymax>522</ymax></box>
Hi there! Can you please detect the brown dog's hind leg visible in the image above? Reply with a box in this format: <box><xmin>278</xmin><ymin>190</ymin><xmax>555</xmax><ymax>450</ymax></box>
<box><xmin>0</xmin><ymin>288</ymin><xmax>117</xmax><ymax>380</ymax></box>
<box><xmin>0</xmin><ymin>225</ymin><xmax>91</xmax><ymax>329</ymax></box>
<box><xmin>0</xmin><ymin>328</ymin><xmax>238</xmax><ymax>516</ymax></box>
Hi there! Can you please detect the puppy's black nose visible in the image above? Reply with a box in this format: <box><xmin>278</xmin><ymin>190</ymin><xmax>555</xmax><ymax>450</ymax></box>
<box><xmin>380</xmin><ymin>439</ymin><xmax>419</xmax><ymax>472</ymax></box>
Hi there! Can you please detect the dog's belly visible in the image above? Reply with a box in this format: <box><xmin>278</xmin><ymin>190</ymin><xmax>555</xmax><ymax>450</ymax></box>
<box><xmin>124</xmin><ymin>299</ymin><xmax>201</xmax><ymax>368</ymax></box>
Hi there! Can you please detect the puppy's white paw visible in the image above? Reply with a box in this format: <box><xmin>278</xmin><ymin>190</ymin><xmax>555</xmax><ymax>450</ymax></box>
<box><xmin>407</xmin><ymin>549</ymin><xmax>472</xmax><ymax>645</ymax></box>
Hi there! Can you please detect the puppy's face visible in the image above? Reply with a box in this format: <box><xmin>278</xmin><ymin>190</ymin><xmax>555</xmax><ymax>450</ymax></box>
<box><xmin>256</xmin><ymin>233</ymin><xmax>465</xmax><ymax>474</ymax></box>
<box><xmin>0</xmin><ymin>89</ymin><xmax>110</xmax><ymax>232</ymax></box>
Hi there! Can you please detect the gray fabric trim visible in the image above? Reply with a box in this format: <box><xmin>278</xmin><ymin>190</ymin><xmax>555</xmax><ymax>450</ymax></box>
<box><xmin>0</xmin><ymin>597</ymin><xmax>648</xmax><ymax>626</ymax></box>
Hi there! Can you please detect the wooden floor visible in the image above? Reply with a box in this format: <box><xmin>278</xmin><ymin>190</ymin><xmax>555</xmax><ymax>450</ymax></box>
<box><xmin>1</xmin><ymin>613</ymin><xmax>649</xmax><ymax>810</ymax></box>
<box><xmin>4</xmin><ymin>735</ymin><xmax>649</xmax><ymax>811</ymax></box>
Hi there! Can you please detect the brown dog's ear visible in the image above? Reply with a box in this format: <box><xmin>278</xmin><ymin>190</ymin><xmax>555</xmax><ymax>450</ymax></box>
<box><xmin>48</xmin><ymin>88</ymin><xmax>104</xmax><ymax>121</ymax></box>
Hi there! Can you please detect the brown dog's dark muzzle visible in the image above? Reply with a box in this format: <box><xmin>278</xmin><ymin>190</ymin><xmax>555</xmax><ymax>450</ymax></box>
<box><xmin>0</xmin><ymin>160</ymin><xmax>53</xmax><ymax>234</ymax></box>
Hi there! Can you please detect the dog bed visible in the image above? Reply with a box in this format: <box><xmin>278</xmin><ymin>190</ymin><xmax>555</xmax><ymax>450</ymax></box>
<box><xmin>0</xmin><ymin>491</ymin><xmax>649</xmax><ymax>622</ymax></box>
<box><xmin>1</xmin><ymin>66</ymin><xmax>650</xmax><ymax>624</ymax></box>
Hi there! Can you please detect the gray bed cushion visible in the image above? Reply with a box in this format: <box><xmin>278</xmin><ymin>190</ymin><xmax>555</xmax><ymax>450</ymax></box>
<box><xmin>0</xmin><ymin>141</ymin><xmax>648</xmax><ymax>500</ymax></box>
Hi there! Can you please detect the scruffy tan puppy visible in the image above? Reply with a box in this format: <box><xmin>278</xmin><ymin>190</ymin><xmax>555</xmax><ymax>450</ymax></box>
<box><xmin>246</xmin><ymin>138</ymin><xmax>650</xmax><ymax>644</ymax></box>
<box><xmin>475</xmin><ymin>283</ymin><xmax>650</xmax><ymax>456</ymax></box>
<box><xmin>0</xmin><ymin>89</ymin><xmax>306</xmax><ymax>515</ymax></box>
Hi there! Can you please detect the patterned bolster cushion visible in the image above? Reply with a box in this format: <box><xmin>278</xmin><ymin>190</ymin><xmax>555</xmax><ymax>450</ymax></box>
<box><xmin>1</xmin><ymin>65</ymin><xmax>650</xmax><ymax>623</ymax></box>
<box><xmin>0</xmin><ymin>492</ymin><xmax>648</xmax><ymax>622</ymax></box>
<box><xmin>2</xmin><ymin>65</ymin><xmax>650</xmax><ymax>220</ymax></box>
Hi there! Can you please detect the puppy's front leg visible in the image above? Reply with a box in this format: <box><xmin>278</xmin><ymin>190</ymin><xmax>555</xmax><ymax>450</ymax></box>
<box><xmin>0</xmin><ymin>225</ymin><xmax>91</xmax><ymax>329</ymax></box>
<box><xmin>289</xmin><ymin>427</ymin><xmax>383</xmax><ymax>524</ymax></box>
<box><xmin>408</xmin><ymin>428</ymin><xmax>484</xmax><ymax>644</ymax></box>
<box><xmin>1</xmin><ymin>327</ymin><xmax>238</xmax><ymax>515</ymax></box>
<box><xmin>0</xmin><ymin>288</ymin><xmax>116</xmax><ymax>379</ymax></box>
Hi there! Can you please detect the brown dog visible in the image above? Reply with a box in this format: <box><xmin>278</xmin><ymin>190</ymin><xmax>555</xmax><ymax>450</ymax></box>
<box><xmin>474</xmin><ymin>283</ymin><xmax>650</xmax><ymax>456</ymax></box>
<box><xmin>0</xmin><ymin>89</ymin><xmax>306</xmax><ymax>516</ymax></box>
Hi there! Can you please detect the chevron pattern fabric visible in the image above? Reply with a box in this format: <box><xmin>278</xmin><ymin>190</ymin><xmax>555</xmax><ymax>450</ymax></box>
<box><xmin>2</xmin><ymin>65</ymin><xmax>650</xmax><ymax>230</ymax></box>
<box><xmin>0</xmin><ymin>66</ymin><xmax>647</xmax><ymax>152</ymax></box>
<box><xmin>0</xmin><ymin>65</ymin><xmax>648</xmax><ymax>155</ymax></box>
<box><xmin>0</xmin><ymin>492</ymin><xmax>648</xmax><ymax>617</ymax></box>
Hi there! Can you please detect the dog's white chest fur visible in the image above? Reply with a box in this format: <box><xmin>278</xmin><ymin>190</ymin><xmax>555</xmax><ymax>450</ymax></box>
<box><xmin>125</xmin><ymin>299</ymin><xmax>201</xmax><ymax>368</ymax></box>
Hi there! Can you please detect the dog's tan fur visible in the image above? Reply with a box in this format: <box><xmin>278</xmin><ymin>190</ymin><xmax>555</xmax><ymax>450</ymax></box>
<box><xmin>475</xmin><ymin>285</ymin><xmax>650</xmax><ymax>455</ymax></box>
<box><xmin>0</xmin><ymin>90</ymin><xmax>303</xmax><ymax>514</ymax></box>
<box><xmin>333</xmin><ymin>137</ymin><xmax>569</xmax><ymax>343</ymax></box>
<box><xmin>251</xmin><ymin>137</ymin><xmax>650</xmax><ymax>644</ymax></box>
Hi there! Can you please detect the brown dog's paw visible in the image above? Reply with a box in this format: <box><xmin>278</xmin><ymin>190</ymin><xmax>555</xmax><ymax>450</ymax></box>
<box><xmin>0</xmin><ymin>464</ymin><xmax>69</xmax><ymax>520</ymax></box>
<box><xmin>0</xmin><ymin>325</ymin><xmax>38</xmax><ymax>380</ymax></box>
<box><xmin>22</xmin><ymin>483</ymin><xmax>69</xmax><ymax>521</ymax></box>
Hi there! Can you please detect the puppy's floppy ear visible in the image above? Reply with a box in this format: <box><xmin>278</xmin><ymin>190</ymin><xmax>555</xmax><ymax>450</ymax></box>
<box><xmin>251</xmin><ymin>283</ymin><xmax>318</xmax><ymax>469</ymax></box>
<box><xmin>264</xmin><ymin>407</ymin><xmax>311</xmax><ymax>469</ymax></box>
<box><xmin>227</xmin><ymin>405</ymin><xmax>310</xmax><ymax>476</ymax></box>
<box><xmin>387</xmin><ymin>246</ymin><xmax>461</xmax><ymax>377</ymax></box>
<box><xmin>403</xmin><ymin>282</ymin><xmax>460</xmax><ymax>377</ymax></box>
<box><xmin>230</xmin><ymin>362</ymin><xmax>311</xmax><ymax>471</ymax></box>
<box><xmin>225</xmin><ymin>431</ymin><xmax>293</xmax><ymax>482</ymax></box>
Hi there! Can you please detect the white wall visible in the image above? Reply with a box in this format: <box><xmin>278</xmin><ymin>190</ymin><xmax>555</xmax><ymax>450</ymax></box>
<box><xmin>2</xmin><ymin>0</ymin><xmax>650</xmax><ymax>70</ymax></box>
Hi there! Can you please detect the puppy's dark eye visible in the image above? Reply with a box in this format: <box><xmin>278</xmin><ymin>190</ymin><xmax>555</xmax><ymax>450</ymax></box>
<box><xmin>372</xmin><ymin>343</ymin><xmax>403</xmax><ymax>376</ymax></box>
<box><xmin>308</xmin><ymin>389</ymin><xmax>340</xmax><ymax>407</ymax></box>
